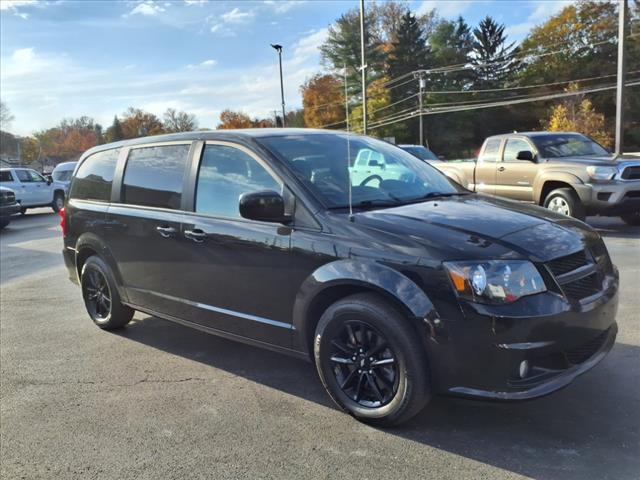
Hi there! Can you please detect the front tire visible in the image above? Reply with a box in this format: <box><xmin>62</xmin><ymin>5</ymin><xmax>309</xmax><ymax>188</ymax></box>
<box><xmin>543</xmin><ymin>187</ymin><xmax>585</xmax><ymax>220</ymax></box>
<box><xmin>81</xmin><ymin>256</ymin><xmax>133</xmax><ymax>330</ymax></box>
<box><xmin>314</xmin><ymin>293</ymin><xmax>431</xmax><ymax>426</ymax></box>
<box><xmin>621</xmin><ymin>211</ymin><xmax>640</xmax><ymax>226</ymax></box>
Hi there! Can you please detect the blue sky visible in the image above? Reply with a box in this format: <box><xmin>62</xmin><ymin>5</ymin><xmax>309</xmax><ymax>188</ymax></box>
<box><xmin>1</xmin><ymin>0</ymin><xmax>575</xmax><ymax>135</ymax></box>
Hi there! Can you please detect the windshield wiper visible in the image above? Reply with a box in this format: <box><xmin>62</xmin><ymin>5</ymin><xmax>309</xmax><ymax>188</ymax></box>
<box><xmin>405</xmin><ymin>191</ymin><xmax>471</xmax><ymax>203</ymax></box>
<box><xmin>328</xmin><ymin>199</ymin><xmax>402</xmax><ymax>211</ymax></box>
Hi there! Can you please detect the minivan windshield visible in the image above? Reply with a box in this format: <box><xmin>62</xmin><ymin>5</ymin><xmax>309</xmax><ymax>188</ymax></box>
<box><xmin>259</xmin><ymin>133</ymin><xmax>465</xmax><ymax>210</ymax></box>
<box><xmin>531</xmin><ymin>133</ymin><xmax>610</xmax><ymax>158</ymax></box>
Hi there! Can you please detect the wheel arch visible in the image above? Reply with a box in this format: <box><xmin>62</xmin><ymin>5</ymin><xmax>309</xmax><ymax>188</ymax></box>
<box><xmin>292</xmin><ymin>260</ymin><xmax>437</xmax><ymax>357</ymax></box>
<box><xmin>534</xmin><ymin>173</ymin><xmax>583</xmax><ymax>205</ymax></box>
<box><xmin>75</xmin><ymin>233</ymin><xmax>127</xmax><ymax>300</ymax></box>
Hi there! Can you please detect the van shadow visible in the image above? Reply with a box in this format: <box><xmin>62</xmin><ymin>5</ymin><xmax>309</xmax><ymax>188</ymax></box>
<box><xmin>117</xmin><ymin>316</ymin><xmax>640</xmax><ymax>480</ymax></box>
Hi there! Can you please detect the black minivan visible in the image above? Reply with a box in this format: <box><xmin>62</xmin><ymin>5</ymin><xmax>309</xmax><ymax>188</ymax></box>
<box><xmin>62</xmin><ymin>129</ymin><xmax>618</xmax><ymax>425</ymax></box>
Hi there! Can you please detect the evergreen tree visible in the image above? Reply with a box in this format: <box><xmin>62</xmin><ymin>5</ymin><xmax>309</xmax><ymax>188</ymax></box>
<box><xmin>105</xmin><ymin>116</ymin><xmax>124</xmax><ymax>143</ymax></box>
<box><xmin>429</xmin><ymin>17</ymin><xmax>473</xmax><ymax>89</ymax></box>
<box><xmin>471</xmin><ymin>16</ymin><xmax>518</xmax><ymax>88</ymax></box>
<box><xmin>319</xmin><ymin>8</ymin><xmax>385</xmax><ymax>95</ymax></box>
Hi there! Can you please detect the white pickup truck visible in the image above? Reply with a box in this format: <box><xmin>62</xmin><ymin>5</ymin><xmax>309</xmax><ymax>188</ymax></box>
<box><xmin>0</xmin><ymin>167</ymin><xmax>66</xmax><ymax>213</ymax></box>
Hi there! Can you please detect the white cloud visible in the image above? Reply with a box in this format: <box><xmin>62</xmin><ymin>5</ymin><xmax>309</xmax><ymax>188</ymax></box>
<box><xmin>0</xmin><ymin>0</ymin><xmax>37</xmax><ymax>18</ymax></box>
<box><xmin>128</xmin><ymin>1</ymin><xmax>166</xmax><ymax>17</ymax></box>
<box><xmin>183</xmin><ymin>0</ymin><xmax>206</xmax><ymax>5</ymax></box>
<box><xmin>263</xmin><ymin>0</ymin><xmax>306</xmax><ymax>14</ymax></box>
<box><xmin>417</xmin><ymin>0</ymin><xmax>473</xmax><ymax>18</ymax></box>
<box><xmin>12</xmin><ymin>47</ymin><xmax>35</xmax><ymax>63</ymax></box>
<box><xmin>221</xmin><ymin>7</ymin><xmax>253</xmax><ymax>23</ymax></box>
<box><xmin>187</xmin><ymin>59</ymin><xmax>217</xmax><ymax>69</ymax></box>
<box><xmin>210</xmin><ymin>23</ymin><xmax>222</xmax><ymax>33</ymax></box>
<box><xmin>527</xmin><ymin>0</ymin><xmax>573</xmax><ymax>23</ymax></box>
<box><xmin>0</xmin><ymin>0</ymin><xmax>37</xmax><ymax>10</ymax></box>
<box><xmin>290</xmin><ymin>28</ymin><xmax>328</xmax><ymax>66</ymax></box>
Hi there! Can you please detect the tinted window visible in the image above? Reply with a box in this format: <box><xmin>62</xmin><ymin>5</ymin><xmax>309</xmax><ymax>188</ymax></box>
<box><xmin>123</xmin><ymin>144</ymin><xmax>190</xmax><ymax>210</ymax></box>
<box><xmin>53</xmin><ymin>170</ymin><xmax>73</xmax><ymax>182</ymax></box>
<box><xmin>531</xmin><ymin>134</ymin><xmax>610</xmax><ymax>158</ymax></box>
<box><xmin>0</xmin><ymin>171</ymin><xmax>13</xmax><ymax>182</ymax></box>
<box><xmin>503</xmin><ymin>139</ymin><xmax>532</xmax><ymax>162</ymax></box>
<box><xmin>195</xmin><ymin>145</ymin><xmax>280</xmax><ymax>219</ymax></box>
<box><xmin>15</xmin><ymin>170</ymin><xmax>31</xmax><ymax>182</ymax></box>
<box><xmin>479</xmin><ymin>139</ymin><xmax>501</xmax><ymax>163</ymax></box>
<box><xmin>70</xmin><ymin>149</ymin><xmax>119</xmax><ymax>201</ymax></box>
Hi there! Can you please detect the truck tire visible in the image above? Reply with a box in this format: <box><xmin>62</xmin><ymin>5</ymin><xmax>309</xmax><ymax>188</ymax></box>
<box><xmin>52</xmin><ymin>192</ymin><xmax>65</xmax><ymax>212</ymax></box>
<box><xmin>543</xmin><ymin>188</ymin><xmax>585</xmax><ymax>220</ymax></box>
<box><xmin>621</xmin><ymin>212</ymin><xmax>640</xmax><ymax>226</ymax></box>
<box><xmin>314</xmin><ymin>292</ymin><xmax>431</xmax><ymax>426</ymax></box>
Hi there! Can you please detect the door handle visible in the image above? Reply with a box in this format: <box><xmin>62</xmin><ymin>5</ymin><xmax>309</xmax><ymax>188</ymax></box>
<box><xmin>184</xmin><ymin>228</ymin><xmax>206</xmax><ymax>243</ymax></box>
<box><xmin>498</xmin><ymin>166</ymin><xmax>506</xmax><ymax>172</ymax></box>
<box><xmin>156</xmin><ymin>225</ymin><xmax>176</xmax><ymax>238</ymax></box>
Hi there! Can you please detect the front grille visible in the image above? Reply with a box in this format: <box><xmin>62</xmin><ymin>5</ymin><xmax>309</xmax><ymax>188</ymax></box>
<box><xmin>625</xmin><ymin>191</ymin><xmax>640</xmax><ymax>199</ymax></box>
<box><xmin>621</xmin><ymin>165</ymin><xmax>640</xmax><ymax>180</ymax></box>
<box><xmin>547</xmin><ymin>250</ymin><xmax>589</xmax><ymax>276</ymax></box>
<box><xmin>561</xmin><ymin>272</ymin><xmax>600</xmax><ymax>301</ymax></box>
<box><xmin>0</xmin><ymin>190</ymin><xmax>16</xmax><ymax>205</ymax></box>
<box><xmin>564</xmin><ymin>328</ymin><xmax>610</xmax><ymax>365</ymax></box>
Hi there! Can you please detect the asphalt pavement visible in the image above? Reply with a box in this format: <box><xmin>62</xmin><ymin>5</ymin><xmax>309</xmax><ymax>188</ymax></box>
<box><xmin>1</xmin><ymin>209</ymin><xmax>639</xmax><ymax>479</ymax></box>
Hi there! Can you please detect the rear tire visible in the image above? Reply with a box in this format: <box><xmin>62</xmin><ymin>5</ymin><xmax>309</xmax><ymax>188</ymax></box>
<box><xmin>621</xmin><ymin>211</ymin><xmax>640</xmax><ymax>226</ymax></box>
<box><xmin>314</xmin><ymin>293</ymin><xmax>431</xmax><ymax>426</ymax></box>
<box><xmin>543</xmin><ymin>187</ymin><xmax>585</xmax><ymax>220</ymax></box>
<box><xmin>81</xmin><ymin>256</ymin><xmax>133</xmax><ymax>330</ymax></box>
<box><xmin>52</xmin><ymin>192</ymin><xmax>65</xmax><ymax>212</ymax></box>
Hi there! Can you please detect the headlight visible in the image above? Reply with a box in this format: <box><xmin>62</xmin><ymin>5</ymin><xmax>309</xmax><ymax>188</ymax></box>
<box><xmin>444</xmin><ymin>260</ymin><xmax>546</xmax><ymax>304</ymax></box>
<box><xmin>586</xmin><ymin>166</ymin><xmax>617</xmax><ymax>181</ymax></box>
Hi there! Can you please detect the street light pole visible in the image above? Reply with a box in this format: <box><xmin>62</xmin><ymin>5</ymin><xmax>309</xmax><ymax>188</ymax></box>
<box><xmin>615</xmin><ymin>0</ymin><xmax>628</xmax><ymax>155</ymax></box>
<box><xmin>271</xmin><ymin>44</ymin><xmax>286</xmax><ymax>127</ymax></box>
<box><xmin>359</xmin><ymin>0</ymin><xmax>367</xmax><ymax>135</ymax></box>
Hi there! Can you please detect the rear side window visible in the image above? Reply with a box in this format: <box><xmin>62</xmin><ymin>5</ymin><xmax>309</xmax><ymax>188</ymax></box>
<box><xmin>479</xmin><ymin>139</ymin><xmax>501</xmax><ymax>163</ymax></box>
<box><xmin>15</xmin><ymin>170</ymin><xmax>32</xmax><ymax>182</ymax></box>
<box><xmin>0</xmin><ymin>171</ymin><xmax>13</xmax><ymax>182</ymax></box>
<box><xmin>195</xmin><ymin>144</ymin><xmax>280</xmax><ymax>219</ymax></box>
<box><xmin>123</xmin><ymin>144</ymin><xmax>190</xmax><ymax>210</ymax></box>
<box><xmin>70</xmin><ymin>149</ymin><xmax>119</xmax><ymax>201</ymax></box>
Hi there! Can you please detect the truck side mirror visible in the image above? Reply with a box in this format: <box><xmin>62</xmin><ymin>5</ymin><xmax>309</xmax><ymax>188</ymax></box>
<box><xmin>516</xmin><ymin>150</ymin><xmax>535</xmax><ymax>162</ymax></box>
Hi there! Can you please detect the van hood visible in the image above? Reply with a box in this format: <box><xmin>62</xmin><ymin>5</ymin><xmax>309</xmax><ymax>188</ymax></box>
<box><xmin>352</xmin><ymin>194</ymin><xmax>597</xmax><ymax>263</ymax></box>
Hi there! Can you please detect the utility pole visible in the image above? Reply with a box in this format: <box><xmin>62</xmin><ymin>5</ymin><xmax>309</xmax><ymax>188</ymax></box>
<box><xmin>359</xmin><ymin>0</ymin><xmax>367</xmax><ymax>135</ymax></box>
<box><xmin>615</xmin><ymin>0</ymin><xmax>628</xmax><ymax>155</ymax></box>
<box><xmin>416</xmin><ymin>72</ymin><xmax>426</xmax><ymax>146</ymax></box>
<box><xmin>271</xmin><ymin>44</ymin><xmax>286</xmax><ymax>127</ymax></box>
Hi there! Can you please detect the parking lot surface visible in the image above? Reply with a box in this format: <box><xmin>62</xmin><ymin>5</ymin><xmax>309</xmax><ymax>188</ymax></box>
<box><xmin>1</xmin><ymin>209</ymin><xmax>639</xmax><ymax>480</ymax></box>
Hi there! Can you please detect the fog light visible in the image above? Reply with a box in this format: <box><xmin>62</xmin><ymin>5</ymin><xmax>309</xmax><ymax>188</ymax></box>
<box><xmin>519</xmin><ymin>360</ymin><xmax>530</xmax><ymax>379</ymax></box>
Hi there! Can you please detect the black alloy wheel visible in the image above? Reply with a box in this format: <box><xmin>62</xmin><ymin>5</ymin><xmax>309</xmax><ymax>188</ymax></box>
<box><xmin>329</xmin><ymin>320</ymin><xmax>398</xmax><ymax>407</ymax></box>
<box><xmin>83</xmin><ymin>268</ymin><xmax>112</xmax><ymax>320</ymax></box>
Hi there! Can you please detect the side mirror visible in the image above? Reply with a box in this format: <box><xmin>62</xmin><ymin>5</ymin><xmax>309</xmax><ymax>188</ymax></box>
<box><xmin>46</xmin><ymin>177</ymin><xmax>53</xmax><ymax>185</ymax></box>
<box><xmin>239</xmin><ymin>190</ymin><xmax>289</xmax><ymax>223</ymax></box>
<box><xmin>516</xmin><ymin>150</ymin><xmax>535</xmax><ymax>162</ymax></box>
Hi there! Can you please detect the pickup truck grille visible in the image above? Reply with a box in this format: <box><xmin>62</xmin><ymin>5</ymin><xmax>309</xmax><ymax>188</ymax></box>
<box><xmin>621</xmin><ymin>165</ymin><xmax>640</xmax><ymax>180</ymax></box>
<box><xmin>545</xmin><ymin>248</ymin><xmax>607</xmax><ymax>302</ymax></box>
<box><xmin>0</xmin><ymin>190</ymin><xmax>16</xmax><ymax>205</ymax></box>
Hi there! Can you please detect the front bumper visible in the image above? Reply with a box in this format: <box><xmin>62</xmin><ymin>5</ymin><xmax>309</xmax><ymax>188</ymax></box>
<box><xmin>0</xmin><ymin>202</ymin><xmax>21</xmax><ymax>217</ymax></box>
<box><xmin>430</xmin><ymin>275</ymin><xmax>618</xmax><ymax>401</ymax></box>
<box><xmin>574</xmin><ymin>181</ymin><xmax>640</xmax><ymax>215</ymax></box>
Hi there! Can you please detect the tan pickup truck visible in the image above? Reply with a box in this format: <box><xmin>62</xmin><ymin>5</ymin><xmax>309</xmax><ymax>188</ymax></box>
<box><xmin>432</xmin><ymin>132</ymin><xmax>640</xmax><ymax>225</ymax></box>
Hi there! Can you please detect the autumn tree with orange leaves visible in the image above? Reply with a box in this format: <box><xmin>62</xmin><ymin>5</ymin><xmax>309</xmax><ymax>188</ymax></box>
<box><xmin>301</xmin><ymin>74</ymin><xmax>345</xmax><ymax>128</ymax></box>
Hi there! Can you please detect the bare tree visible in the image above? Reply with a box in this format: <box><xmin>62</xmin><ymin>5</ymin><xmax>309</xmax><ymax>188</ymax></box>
<box><xmin>163</xmin><ymin>108</ymin><xmax>198</xmax><ymax>132</ymax></box>
<box><xmin>0</xmin><ymin>102</ymin><xmax>15</xmax><ymax>130</ymax></box>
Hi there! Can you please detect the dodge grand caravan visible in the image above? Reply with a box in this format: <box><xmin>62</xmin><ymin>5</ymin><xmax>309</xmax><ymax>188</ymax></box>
<box><xmin>62</xmin><ymin>129</ymin><xmax>618</xmax><ymax>426</ymax></box>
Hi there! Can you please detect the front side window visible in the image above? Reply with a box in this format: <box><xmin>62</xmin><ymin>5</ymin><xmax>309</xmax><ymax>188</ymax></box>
<box><xmin>28</xmin><ymin>170</ymin><xmax>46</xmax><ymax>182</ymax></box>
<box><xmin>53</xmin><ymin>170</ymin><xmax>73</xmax><ymax>182</ymax></box>
<box><xmin>479</xmin><ymin>139</ymin><xmax>501</xmax><ymax>163</ymax></box>
<box><xmin>15</xmin><ymin>170</ymin><xmax>32</xmax><ymax>182</ymax></box>
<box><xmin>259</xmin><ymin>133</ymin><xmax>462</xmax><ymax>209</ymax></box>
<box><xmin>195</xmin><ymin>144</ymin><xmax>280</xmax><ymax>219</ymax></box>
<box><xmin>70</xmin><ymin>149</ymin><xmax>120</xmax><ymax>201</ymax></box>
<box><xmin>502</xmin><ymin>139</ymin><xmax>532</xmax><ymax>162</ymax></box>
<box><xmin>123</xmin><ymin>144</ymin><xmax>190</xmax><ymax>210</ymax></box>
<box><xmin>0</xmin><ymin>171</ymin><xmax>13</xmax><ymax>182</ymax></box>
